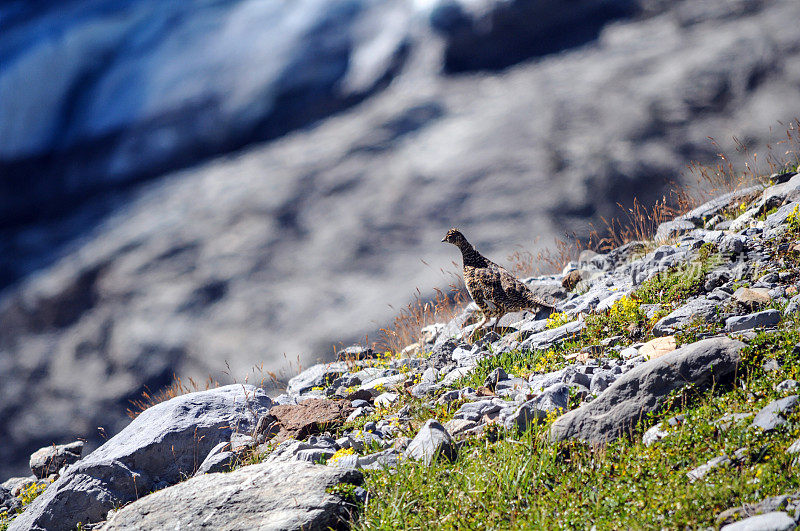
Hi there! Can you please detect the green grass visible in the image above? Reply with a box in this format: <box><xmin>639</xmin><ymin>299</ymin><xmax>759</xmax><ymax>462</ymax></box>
<box><xmin>356</xmin><ymin>325</ymin><xmax>800</xmax><ymax>529</ymax></box>
<box><xmin>635</xmin><ymin>244</ymin><xmax>721</xmax><ymax>307</ymax></box>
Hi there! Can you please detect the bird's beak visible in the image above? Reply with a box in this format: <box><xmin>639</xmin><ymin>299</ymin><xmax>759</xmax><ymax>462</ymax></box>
<box><xmin>441</xmin><ymin>236</ymin><xmax>447</xmax><ymax>242</ymax></box>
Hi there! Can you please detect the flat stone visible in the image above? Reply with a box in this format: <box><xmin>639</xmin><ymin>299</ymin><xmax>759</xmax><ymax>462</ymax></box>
<box><xmin>653</xmin><ymin>298</ymin><xmax>719</xmax><ymax>336</ymax></box>
<box><xmin>374</xmin><ymin>392</ymin><xmax>399</xmax><ymax>408</ymax></box>
<box><xmin>733</xmin><ymin>287</ymin><xmax>772</xmax><ymax>309</ymax></box>
<box><xmin>270</xmin><ymin>398</ymin><xmax>353</xmax><ymax>441</ymax></box>
<box><xmin>444</xmin><ymin>418</ymin><xmax>478</xmax><ymax>436</ymax></box>
<box><xmin>726</xmin><ymin>309</ymin><xmax>781</xmax><ymax>333</ymax></box>
<box><xmin>717</xmin><ymin>495</ymin><xmax>797</xmax><ymax>527</ymax></box>
<box><xmin>359</xmin><ymin>373</ymin><xmax>407</xmax><ymax>392</ymax></box>
<box><xmin>520</xmin><ymin>320</ymin><xmax>585</xmax><ymax>351</ymax></box>
<box><xmin>687</xmin><ymin>455</ymin><xmax>730</xmax><ymax>482</ymax></box>
<box><xmin>100</xmin><ymin>460</ymin><xmax>363</xmax><ymax>530</ymax></box>
<box><xmin>655</xmin><ymin>219</ymin><xmax>696</xmax><ymax>243</ymax></box>
<box><xmin>720</xmin><ymin>511</ymin><xmax>796</xmax><ymax>531</ymax></box>
<box><xmin>287</xmin><ymin>362</ymin><xmax>348</xmax><ymax>395</ymax></box>
<box><xmin>440</xmin><ymin>367</ymin><xmax>473</xmax><ymax>386</ymax></box>
<box><xmin>639</xmin><ymin>336</ymin><xmax>676</xmax><ymax>360</ymax></box>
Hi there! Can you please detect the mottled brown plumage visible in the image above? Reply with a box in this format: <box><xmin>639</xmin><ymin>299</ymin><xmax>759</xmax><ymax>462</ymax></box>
<box><xmin>442</xmin><ymin>228</ymin><xmax>555</xmax><ymax>341</ymax></box>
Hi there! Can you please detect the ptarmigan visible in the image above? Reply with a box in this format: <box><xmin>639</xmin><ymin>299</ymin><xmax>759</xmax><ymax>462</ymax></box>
<box><xmin>442</xmin><ymin>228</ymin><xmax>555</xmax><ymax>341</ymax></box>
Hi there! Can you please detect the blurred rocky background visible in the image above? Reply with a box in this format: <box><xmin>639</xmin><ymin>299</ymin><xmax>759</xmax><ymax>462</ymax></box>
<box><xmin>1</xmin><ymin>0</ymin><xmax>799</xmax><ymax>477</ymax></box>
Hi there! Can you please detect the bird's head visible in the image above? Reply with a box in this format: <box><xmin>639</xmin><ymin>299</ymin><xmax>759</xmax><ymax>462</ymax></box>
<box><xmin>442</xmin><ymin>228</ymin><xmax>467</xmax><ymax>246</ymax></box>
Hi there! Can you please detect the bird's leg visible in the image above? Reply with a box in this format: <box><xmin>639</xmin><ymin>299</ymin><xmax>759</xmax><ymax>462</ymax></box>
<box><xmin>468</xmin><ymin>314</ymin><xmax>488</xmax><ymax>343</ymax></box>
<box><xmin>490</xmin><ymin>314</ymin><xmax>507</xmax><ymax>336</ymax></box>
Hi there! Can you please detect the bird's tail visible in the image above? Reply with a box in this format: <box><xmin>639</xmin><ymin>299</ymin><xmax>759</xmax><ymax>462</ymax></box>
<box><xmin>528</xmin><ymin>293</ymin><xmax>556</xmax><ymax>310</ymax></box>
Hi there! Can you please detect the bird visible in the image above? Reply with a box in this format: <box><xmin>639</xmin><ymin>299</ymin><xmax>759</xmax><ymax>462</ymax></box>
<box><xmin>442</xmin><ymin>228</ymin><xmax>555</xmax><ymax>342</ymax></box>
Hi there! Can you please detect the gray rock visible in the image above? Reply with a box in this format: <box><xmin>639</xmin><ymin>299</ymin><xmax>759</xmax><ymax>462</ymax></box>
<box><xmin>655</xmin><ymin>219</ymin><xmax>696</xmax><ymax>243</ymax></box>
<box><xmin>495</xmin><ymin>377</ymin><xmax>530</xmax><ymax>396</ymax></box>
<box><xmin>561</xmin><ymin>366</ymin><xmax>591</xmax><ymax>388</ymax></box>
<box><xmin>726</xmin><ymin>309</ymin><xmax>781</xmax><ymax>333</ymax></box>
<box><xmin>550</xmin><ymin>338</ymin><xmax>743</xmax><ymax>444</ymax></box>
<box><xmin>436</xmin><ymin>390</ymin><xmax>462</xmax><ymax>404</ymax></box>
<box><xmin>194</xmin><ymin>442</ymin><xmax>235</xmax><ymax>476</ymax></box>
<box><xmin>29</xmin><ymin>441</ymin><xmax>83</xmax><ymax>479</ymax></box>
<box><xmin>100</xmin><ymin>460</ymin><xmax>363</xmax><ymax>530</ymax></box>
<box><xmin>785</xmin><ymin>295</ymin><xmax>800</xmax><ymax>316</ymax></box>
<box><xmin>506</xmin><ymin>383</ymin><xmax>569</xmax><ymax>433</ymax></box>
<box><xmin>483</xmin><ymin>367</ymin><xmax>508</xmax><ymax>389</ymax></box>
<box><xmin>440</xmin><ymin>367</ymin><xmax>472</xmax><ymax>386</ymax></box>
<box><xmin>776</xmin><ymin>380</ymin><xmax>798</xmax><ymax>392</ymax></box>
<box><xmin>521</xmin><ymin>320</ymin><xmax>585</xmax><ymax>351</ymax></box>
<box><xmin>653</xmin><ymin>297</ymin><xmax>719</xmax><ymax>336</ymax></box>
<box><xmin>9</xmin><ymin>385</ymin><xmax>271</xmax><ymax>531</ymax></box>
<box><xmin>687</xmin><ymin>455</ymin><xmax>730</xmax><ymax>482</ymax></box>
<box><xmin>287</xmin><ymin>363</ymin><xmax>349</xmax><ymax>396</ymax></box>
<box><xmin>443</xmin><ymin>418</ymin><xmax>478</xmax><ymax>436</ymax></box>
<box><xmin>720</xmin><ymin>234</ymin><xmax>748</xmax><ymax>256</ymax></box>
<box><xmin>679</xmin><ymin>186</ymin><xmax>763</xmax><ymax>225</ymax></box>
<box><xmin>0</xmin><ymin>485</ymin><xmax>21</xmax><ymax>514</ymax></box>
<box><xmin>357</xmin><ymin>449</ymin><xmax>400</xmax><ymax>470</ymax></box>
<box><xmin>452</xmin><ymin>346</ymin><xmax>484</xmax><ymax>368</ymax></box>
<box><xmin>752</xmin><ymin>395</ymin><xmax>799</xmax><ymax>431</ymax></box>
<box><xmin>642</xmin><ymin>424</ymin><xmax>669</xmax><ymax>446</ymax></box>
<box><xmin>589</xmin><ymin>371</ymin><xmax>616</xmax><ymax>394</ymax></box>
<box><xmin>453</xmin><ymin>399</ymin><xmax>502</xmax><ymax>422</ymax></box>
<box><xmin>721</xmin><ymin>511</ymin><xmax>796</xmax><ymax>531</ymax></box>
<box><xmin>410</xmin><ymin>382</ymin><xmax>439</xmax><ymax>398</ymax></box>
<box><xmin>429</xmin><ymin>338</ymin><xmax>461</xmax><ymax>371</ymax></box>
<box><xmin>759</xmin><ymin>172</ymin><xmax>800</xmax><ymax>212</ymax></box>
<box><xmin>295</xmin><ymin>448</ymin><xmax>337</xmax><ymax>464</ymax></box>
<box><xmin>765</xmin><ymin>201</ymin><xmax>800</xmax><ymax>230</ymax></box>
<box><xmin>404</xmin><ymin>420</ymin><xmax>457</xmax><ymax>465</ymax></box>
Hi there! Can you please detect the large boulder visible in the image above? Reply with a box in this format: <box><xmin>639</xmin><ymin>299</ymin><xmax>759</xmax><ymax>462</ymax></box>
<box><xmin>549</xmin><ymin>338</ymin><xmax>743</xmax><ymax>444</ymax></box>
<box><xmin>99</xmin><ymin>460</ymin><xmax>363</xmax><ymax>530</ymax></box>
<box><xmin>8</xmin><ymin>385</ymin><xmax>272</xmax><ymax>531</ymax></box>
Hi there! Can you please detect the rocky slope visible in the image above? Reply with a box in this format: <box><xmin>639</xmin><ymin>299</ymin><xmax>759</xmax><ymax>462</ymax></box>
<box><xmin>2</xmin><ymin>0</ymin><xmax>800</xmax><ymax>480</ymax></box>
<box><xmin>4</xmin><ymin>171</ymin><xmax>800</xmax><ymax>529</ymax></box>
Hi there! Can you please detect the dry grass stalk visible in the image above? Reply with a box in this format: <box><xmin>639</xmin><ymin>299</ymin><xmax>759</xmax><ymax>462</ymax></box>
<box><xmin>126</xmin><ymin>375</ymin><xmax>219</xmax><ymax>418</ymax></box>
<box><xmin>373</xmin><ymin>281</ymin><xmax>468</xmax><ymax>355</ymax></box>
